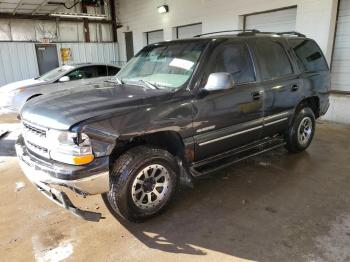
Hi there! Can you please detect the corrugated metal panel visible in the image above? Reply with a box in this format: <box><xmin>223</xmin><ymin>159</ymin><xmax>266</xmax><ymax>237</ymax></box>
<box><xmin>56</xmin><ymin>42</ymin><xmax>119</xmax><ymax>65</ymax></box>
<box><xmin>0</xmin><ymin>42</ymin><xmax>39</xmax><ymax>86</ymax></box>
<box><xmin>245</xmin><ymin>7</ymin><xmax>297</xmax><ymax>32</ymax></box>
<box><xmin>331</xmin><ymin>0</ymin><xmax>350</xmax><ymax>92</ymax></box>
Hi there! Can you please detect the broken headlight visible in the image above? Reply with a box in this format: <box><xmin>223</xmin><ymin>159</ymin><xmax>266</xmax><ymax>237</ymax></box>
<box><xmin>47</xmin><ymin>130</ymin><xmax>94</xmax><ymax>165</ymax></box>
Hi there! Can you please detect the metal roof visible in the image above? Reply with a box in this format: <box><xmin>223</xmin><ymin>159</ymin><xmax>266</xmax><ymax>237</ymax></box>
<box><xmin>0</xmin><ymin>0</ymin><xmax>70</xmax><ymax>15</ymax></box>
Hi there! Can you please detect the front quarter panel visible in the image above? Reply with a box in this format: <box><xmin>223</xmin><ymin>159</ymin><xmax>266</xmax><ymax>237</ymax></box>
<box><xmin>76</xmin><ymin>91</ymin><xmax>195</xmax><ymax>156</ymax></box>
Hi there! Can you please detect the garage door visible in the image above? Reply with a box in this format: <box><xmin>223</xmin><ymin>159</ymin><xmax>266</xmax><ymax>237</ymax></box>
<box><xmin>245</xmin><ymin>7</ymin><xmax>297</xmax><ymax>32</ymax></box>
<box><xmin>176</xmin><ymin>23</ymin><xmax>202</xmax><ymax>39</ymax></box>
<box><xmin>331</xmin><ymin>0</ymin><xmax>350</xmax><ymax>92</ymax></box>
<box><xmin>146</xmin><ymin>30</ymin><xmax>164</xmax><ymax>45</ymax></box>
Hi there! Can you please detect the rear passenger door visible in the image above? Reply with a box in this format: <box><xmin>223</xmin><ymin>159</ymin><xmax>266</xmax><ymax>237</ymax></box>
<box><xmin>252</xmin><ymin>38</ymin><xmax>302</xmax><ymax>137</ymax></box>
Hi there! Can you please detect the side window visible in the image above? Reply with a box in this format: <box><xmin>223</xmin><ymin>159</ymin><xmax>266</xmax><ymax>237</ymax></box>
<box><xmin>67</xmin><ymin>66</ymin><xmax>96</xmax><ymax>80</ymax></box>
<box><xmin>96</xmin><ymin>66</ymin><xmax>108</xmax><ymax>77</ymax></box>
<box><xmin>107</xmin><ymin>66</ymin><xmax>120</xmax><ymax>76</ymax></box>
<box><xmin>289</xmin><ymin>39</ymin><xmax>328</xmax><ymax>72</ymax></box>
<box><xmin>206</xmin><ymin>42</ymin><xmax>256</xmax><ymax>84</ymax></box>
<box><xmin>255</xmin><ymin>40</ymin><xmax>293</xmax><ymax>80</ymax></box>
<box><xmin>66</xmin><ymin>69</ymin><xmax>84</xmax><ymax>80</ymax></box>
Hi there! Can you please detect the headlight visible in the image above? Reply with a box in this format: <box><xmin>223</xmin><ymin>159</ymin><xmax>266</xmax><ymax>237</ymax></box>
<box><xmin>47</xmin><ymin>130</ymin><xmax>94</xmax><ymax>165</ymax></box>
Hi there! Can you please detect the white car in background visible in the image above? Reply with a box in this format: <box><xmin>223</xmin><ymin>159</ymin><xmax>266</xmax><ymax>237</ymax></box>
<box><xmin>0</xmin><ymin>63</ymin><xmax>120</xmax><ymax>113</ymax></box>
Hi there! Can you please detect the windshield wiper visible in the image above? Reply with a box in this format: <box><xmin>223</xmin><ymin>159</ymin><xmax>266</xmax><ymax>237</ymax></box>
<box><xmin>138</xmin><ymin>79</ymin><xmax>161</xmax><ymax>90</ymax></box>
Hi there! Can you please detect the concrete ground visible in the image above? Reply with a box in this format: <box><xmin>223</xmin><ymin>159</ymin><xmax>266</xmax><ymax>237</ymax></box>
<box><xmin>1</xmin><ymin>114</ymin><xmax>350</xmax><ymax>262</ymax></box>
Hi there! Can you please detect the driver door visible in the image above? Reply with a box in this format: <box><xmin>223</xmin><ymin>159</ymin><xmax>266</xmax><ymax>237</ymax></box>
<box><xmin>193</xmin><ymin>40</ymin><xmax>264</xmax><ymax>161</ymax></box>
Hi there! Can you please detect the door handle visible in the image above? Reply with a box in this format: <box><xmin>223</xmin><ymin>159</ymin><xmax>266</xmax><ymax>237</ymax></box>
<box><xmin>291</xmin><ymin>84</ymin><xmax>299</xmax><ymax>92</ymax></box>
<box><xmin>251</xmin><ymin>91</ymin><xmax>263</xmax><ymax>100</ymax></box>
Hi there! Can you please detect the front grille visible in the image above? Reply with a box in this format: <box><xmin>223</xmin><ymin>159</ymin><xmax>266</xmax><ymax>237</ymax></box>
<box><xmin>22</xmin><ymin>121</ymin><xmax>49</xmax><ymax>158</ymax></box>
<box><xmin>23</xmin><ymin>121</ymin><xmax>46</xmax><ymax>137</ymax></box>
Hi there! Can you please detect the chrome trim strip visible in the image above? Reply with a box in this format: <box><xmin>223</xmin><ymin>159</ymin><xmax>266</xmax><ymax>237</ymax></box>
<box><xmin>264</xmin><ymin>111</ymin><xmax>291</xmax><ymax>121</ymax></box>
<box><xmin>199</xmin><ymin>125</ymin><xmax>263</xmax><ymax>146</ymax></box>
<box><xmin>264</xmin><ymin>117</ymin><xmax>288</xmax><ymax>126</ymax></box>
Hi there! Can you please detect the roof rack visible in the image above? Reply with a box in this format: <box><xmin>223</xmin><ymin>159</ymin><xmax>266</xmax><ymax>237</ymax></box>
<box><xmin>276</xmin><ymin>31</ymin><xmax>306</xmax><ymax>37</ymax></box>
<box><xmin>194</xmin><ymin>30</ymin><xmax>305</xmax><ymax>38</ymax></box>
<box><xmin>194</xmin><ymin>29</ymin><xmax>260</xmax><ymax>37</ymax></box>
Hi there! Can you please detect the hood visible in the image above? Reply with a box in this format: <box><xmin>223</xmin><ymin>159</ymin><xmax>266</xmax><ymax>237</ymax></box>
<box><xmin>0</xmin><ymin>78</ymin><xmax>46</xmax><ymax>93</ymax></box>
<box><xmin>21</xmin><ymin>82</ymin><xmax>170</xmax><ymax>130</ymax></box>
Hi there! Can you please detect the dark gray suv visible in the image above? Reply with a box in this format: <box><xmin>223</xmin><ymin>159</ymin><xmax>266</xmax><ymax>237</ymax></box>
<box><xmin>16</xmin><ymin>31</ymin><xmax>330</xmax><ymax>222</ymax></box>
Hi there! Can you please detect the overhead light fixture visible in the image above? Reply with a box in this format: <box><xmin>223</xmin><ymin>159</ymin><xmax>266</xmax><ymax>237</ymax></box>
<box><xmin>50</xmin><ymin>12</ymin><xmax>107</xmax><ymax>20</ymax></box>
<box><xmin>157</xmin><ymin>5</ymin><xmax>169</xmax><ymax>14</ymax></box>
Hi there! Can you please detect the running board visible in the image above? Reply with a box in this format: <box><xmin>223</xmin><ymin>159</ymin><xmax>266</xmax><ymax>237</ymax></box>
<box><xmin>190</xmin><ymin>137</ymin><xmax>286</xmax><ymax>177</ymax></box>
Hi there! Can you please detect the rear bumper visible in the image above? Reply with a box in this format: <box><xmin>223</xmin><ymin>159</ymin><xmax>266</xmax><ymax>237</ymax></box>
<box><xmin>319</xmin><ymin>94</ymin><xmax>330</xmax><ymax>116</ymax></box>
<box><xmin>15</xmin><ymin>135</ymin><xmax>110</xmax><ymax>221</ymax></box>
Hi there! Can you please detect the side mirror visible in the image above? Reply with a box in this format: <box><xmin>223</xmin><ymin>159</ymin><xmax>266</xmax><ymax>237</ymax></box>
<box><xmin>203</xmin><ymin>72</ymin><xmax>234</xmax><ymax>92</ymax></box>
<box><xmin>59</xmin><ymin>76</ymin><xmax>70</xmax><ymax>82</ymax></box>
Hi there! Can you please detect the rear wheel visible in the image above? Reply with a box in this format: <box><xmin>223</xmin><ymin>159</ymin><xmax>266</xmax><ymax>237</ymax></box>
<box><xmin>102</xmin><ymin>145</ymin><xmax>178</xmax><ymax>222</ymax></box>
<box><xmin>285</xmin><ymin>107</ymin><xmax>315</xmax><ymax>153</ymax></box>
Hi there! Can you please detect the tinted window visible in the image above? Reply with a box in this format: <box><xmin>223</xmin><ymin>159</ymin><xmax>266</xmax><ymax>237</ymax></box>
<box><xmin>96</xmin><ymin>65</ymin><xmax>107</xmax><ymax>77</ymax></box>
<box><xmin>66</xmin><ymin>66</ymin><xmax>96</xmax><ymax>80</ymax></box>
<box><xmin>107</xmin><ymin>66</ymin><xmax>119</xmax><ymax>76</ymax></box>
<box><xmin>289</xmin><ymin>39</ymin><xmax>328</xmax><ymax>72</ymax></box>
<box><xmin>255</xmin><ymin>40</ymin><xmax>293</xmax><ymax>80</ymax></box>
<box><xmin>206</xmin><ymin>42</ymin><xmax>256</xmax><ymax>84</ymax></box>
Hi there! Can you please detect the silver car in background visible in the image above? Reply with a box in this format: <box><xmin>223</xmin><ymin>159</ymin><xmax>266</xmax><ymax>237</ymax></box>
<box><xmin>0</xmin><ymin>63</ymin><xmax>120</xmax><ymax>112</ymax></box>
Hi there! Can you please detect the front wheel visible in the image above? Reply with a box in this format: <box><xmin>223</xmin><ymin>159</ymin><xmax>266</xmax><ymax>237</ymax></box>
<box><xmin>285</xmin><ymin>107</ymin><xmax>315</xmax><ymax>153</ymax></box>
<box><xmin>102</xmin><ymin>145</ymin><xmax>178</xmax><ymax>222</ymax></box>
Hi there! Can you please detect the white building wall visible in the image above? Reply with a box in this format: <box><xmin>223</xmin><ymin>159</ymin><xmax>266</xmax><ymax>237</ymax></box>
<box><xmin>117</xmin><ymin>0</ymin><xmax>338</xmax><ymax>63</ymax></box>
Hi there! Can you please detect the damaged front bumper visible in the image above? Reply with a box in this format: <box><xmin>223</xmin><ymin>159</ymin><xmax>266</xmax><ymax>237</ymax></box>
<box><xmin>15</xmin><ymin>135</ymin><xmax>110</xmax><ymax>222</ymax></box>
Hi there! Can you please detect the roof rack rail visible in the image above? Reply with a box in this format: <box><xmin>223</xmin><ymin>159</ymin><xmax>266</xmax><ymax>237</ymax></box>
<box><xmin>194</xmin><ymin>29</ymin><xmax>260</xmax><ymax>37</ymax></box>
<box><xmin>194</xmin><ymin>30</ymin><xmax>305</xmax><ymax>38</ymax></box>
<box><xmin>276</xmin><ymin>31</ymin><xmax>306</xmax><ymax>37</ymax></box>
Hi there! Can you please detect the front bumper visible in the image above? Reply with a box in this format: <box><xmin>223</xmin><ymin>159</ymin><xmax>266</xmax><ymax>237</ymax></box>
<box><xmin>15</xmin><ymin>136</ymin><xmax>110</xmax><ymax>221</ymax></box>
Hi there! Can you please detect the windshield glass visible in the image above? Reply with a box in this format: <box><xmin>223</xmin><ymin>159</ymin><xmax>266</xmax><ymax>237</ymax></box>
<box><xmin>116</xmin><ymin>41</ymin><xmax>207</xmax><ymax>91</ymax></box>
<box><xmin>38</xmin><ymin>65</ymin><xmax>75</xmax><ymax>82</ymax></box>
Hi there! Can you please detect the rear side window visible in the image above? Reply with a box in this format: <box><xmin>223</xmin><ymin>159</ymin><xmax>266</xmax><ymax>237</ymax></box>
<box><xmin>67</xmin><ymin>66</ymin><xmax>96</xmax><ymax>80</ymax></box>
<box><xmin>289</xmin><ymin>39</ymin><xmax>328</xmax><ymax>72</ymax></box>
<box><xmin>96</xmin><ymin>65</ymin><xmax>107</xmax><ymax>77</ymax></box>
<box><xmin>255</xmin><ymin>39</ymin><xmax>293</xmax><ymax>80</ymax></box>
<box><xmin>107</xmin><ymin>66</ymin><xmax>119</xmax><ymax>76</ymax></box>
<box><xmin>206</xmin><ymin>42</ymin><xmax>256</xmax><ymax>84</ymax></box>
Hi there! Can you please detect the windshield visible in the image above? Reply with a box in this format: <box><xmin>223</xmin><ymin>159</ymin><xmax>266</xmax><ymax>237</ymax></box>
<box><xmin>38</xmin><ymin>65</ymin><xmax>75</xmax><ymax>82</ymax></box>
<box><xmin>116</xmin><ymin>41</ymin><xmax>207</xmax><ymax>91</ymax></box>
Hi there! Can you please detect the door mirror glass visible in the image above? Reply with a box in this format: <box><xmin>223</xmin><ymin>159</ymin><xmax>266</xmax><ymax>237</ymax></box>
<box><xmin>203</xmin><ymin>72</ymin><xmax>234</xmax><ymax>91</ymax></box>
<box><xmin>59</xmin><ymin>76</ymin><xmax>70</xmax><ymax>82</ymax></box>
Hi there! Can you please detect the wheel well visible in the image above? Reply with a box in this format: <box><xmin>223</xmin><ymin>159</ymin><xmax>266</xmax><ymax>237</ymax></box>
<box><xmin>297</xmin><ymin>96</ymin><xmax>320</xmax><ymax>118</ymax></box>
<box><xmin>26</xmin><ymin>94</ymin><xmax>42</xmax><ymax>102</ymax></box>
<box><xmin>110</xmin><ymin>131</ymin><xmax>186</xmax><ymax>161</ymax></box>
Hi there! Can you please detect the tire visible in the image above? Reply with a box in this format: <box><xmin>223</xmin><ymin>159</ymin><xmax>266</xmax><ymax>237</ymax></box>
<box><xmin>102</xmin><ymin>145</ymin><xmax>179</xmax><ymax>222</ymax></box>
<box><xmin>285</xmin><ymin>107</ymin><xmax>315</xmax><ymax>153</ymax></box>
